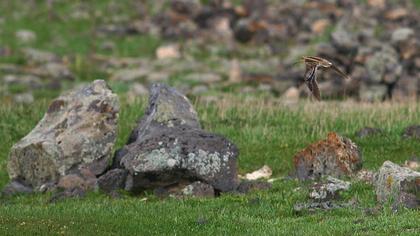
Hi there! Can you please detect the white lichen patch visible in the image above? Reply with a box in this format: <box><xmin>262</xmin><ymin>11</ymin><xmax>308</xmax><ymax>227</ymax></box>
<box><xmin>133</xmin><ymin>146</ymin><xmax>181</xmax><ymax>173</ymax></box>
<box><xmin>183</xmin><ymin>149</ymin><xmax>222</xmax><ymax>177</ymax></box>
<box><xmin>182</xmin><ymin>184</ymin><xmax>194</xmax><ymax>195</ymax></box>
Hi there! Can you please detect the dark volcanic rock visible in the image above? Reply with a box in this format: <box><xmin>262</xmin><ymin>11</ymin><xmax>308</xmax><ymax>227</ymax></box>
<box><xmin>127</xmin><ymin>83</ymin><xmax>201</xmax><ymax>144</ymax></box>
<box><xmin>402</xmin><ymin>125</ymin><xmax>420</xmax><ymax>139</ymax></box>
<box><xmin>293</xmin><ymin>132</ymin><xmax>362</xmax><ymax>180</ymax></box>
<box><xmin>98</xmin><ymin>169</ymin><xmax>128</xmax><ymax>193</ymax></box>
<box><xmin>1</xmin><ymin>179</ymin><xmax>33</xmax><ymax>196</ymax></box>
<box><xmin>116</xmin><ymin>83</ymin><xmax>239</xmax><ymax>193</ymax></box>
<box><xmin>6</xmin><ymin>80</ymin><xmax>119</xmax><ymax>190</ymax></box>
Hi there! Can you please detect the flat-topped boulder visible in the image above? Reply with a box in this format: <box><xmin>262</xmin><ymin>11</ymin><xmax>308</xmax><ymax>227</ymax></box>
<box><xmin>111</xmin><ymin>83</ymin><xmax>238</xmax><ymax>194</ymax></box>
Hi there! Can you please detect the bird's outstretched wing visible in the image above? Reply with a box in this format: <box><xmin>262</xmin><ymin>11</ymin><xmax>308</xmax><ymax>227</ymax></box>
<box><xmin>330</xmin><ymin>64</ymin><xmax>351</xmax><ymax>80</ymax></box>
<box><xmin>304</xmin><ymin>65</ymin><xmax>321</xmax><ymax>101</ymax></box>
<box><xmin>311</xmin><ymin>80</ymin><xmax>321</xmax><ymax>101</ymax></box>
<box><xmin>304</xmin><ymin>64</ymin><xmax>317</xmax><ymax>82</ymax></box>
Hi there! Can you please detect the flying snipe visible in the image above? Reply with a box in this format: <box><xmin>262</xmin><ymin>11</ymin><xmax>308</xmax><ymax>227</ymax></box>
<box><xmin>298</xmin><ymin>56</ymin><xmax>351</xmax><ymax>101</ymax></box>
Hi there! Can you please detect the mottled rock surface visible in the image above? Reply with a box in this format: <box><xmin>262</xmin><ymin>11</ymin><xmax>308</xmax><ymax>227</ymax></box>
<box><xmin>293</xmin><ymin>132</ymin><xmax>362</xmax><ymax>180</ymax></box>
<box><xmin>309</xmin><ymin>176</ymin><xmax>351</xmax><ymax>201</ymax></box>
<box><xmin>6</xmin><ymin>80</ymin><xmax>119</xmax><ymax>190</ymax></box>
<box><xmin>127</xmin><ymin>83</ymin><xmax>201</xmax><ymax>144</ymax></box>
<box><xmin>374</xmin><ymin>161</ymin><xmax>420</xmax><ymax>209</ymax></box>
<box><xmin>115</xmin><ymin>83</ymin><xmax>238</xmax><ymax>193</ymax></box>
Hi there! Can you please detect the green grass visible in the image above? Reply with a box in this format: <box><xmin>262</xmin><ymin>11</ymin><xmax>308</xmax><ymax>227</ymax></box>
<box><xmin>0</xmin><ymin>98</ymin><xmax>419</xmax><ymax>235</ymax></box>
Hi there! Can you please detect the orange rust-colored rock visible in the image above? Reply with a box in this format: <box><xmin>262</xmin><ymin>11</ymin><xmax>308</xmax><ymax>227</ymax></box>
<box><xmin>293</xmin><ymin>132</ymin><xmax>362</xmax><ymax>180</ymax></box>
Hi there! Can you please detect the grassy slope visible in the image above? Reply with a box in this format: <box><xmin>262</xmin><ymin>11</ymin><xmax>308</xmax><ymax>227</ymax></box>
<box><xmin>0</xmin><ymin>99</ymin><xmax>419</xmax><ymax>235</ymax></box>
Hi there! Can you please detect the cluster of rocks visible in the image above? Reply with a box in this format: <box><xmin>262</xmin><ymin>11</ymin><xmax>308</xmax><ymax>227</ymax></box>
<box><xmin>91</xmin><ymin>0</ymin><xmax>420</xmax><ymax>101</ymax></box>
<box><xmin>1</xmin><ymin>1</ymin><xmax>419</xmax><ymax>103</ymax></box>
<box><xmin>292</xmin><ymin>132</ymin><xmax>419</xmax><ymax>212</ymax></box>
<box><xmin>2</xmin><ymin>80</ymin><xmax>272</xmax><ymax>200</ymax></box>
<box><xmin>0</xmin><ymin>48</ymin><xmax>75</xmax><ymax>104</ymax></box>
<box><xmin>1</xmin><ymin>79</ymin><xmax>418</xmax><ymax>210</ymax></box>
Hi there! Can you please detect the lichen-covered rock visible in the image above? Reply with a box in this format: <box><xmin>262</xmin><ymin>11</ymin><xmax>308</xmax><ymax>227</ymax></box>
<box><xmin>366</xmin><ymin>46</ymin><xmax>402</xmax><ymax>84</ymax></box>
<box><xmin>6</xmin><ymin>80</ymin><xmax>119</xmax><ymax>190</ymax></box>
<box><xmin>293</xmin><ymin>132</ymin><xmax>362</xmax><ymax>180</ymax></box>
<box><xmin>120</xmin><ymin>124</ymin><xmax>238</xmax><ymax>192</ymax></box>
<box><xmin>309</xmin><ymin>176</ymin><xmax>350</xmax><ymax>201</ymax></box>
<box><xmin>127</xmin><ymin>83</ymin><xmax>201</xmax><ymax>144</ymax></box>
<box><xmin>374</xmin><ymin>161</ymin><xmax>420</xmax><ymax>209</ymax></box>
<box><xmin>116</xmin><ymin>83</ymin><xmax>238</xmax><ymax>193</ymax></box>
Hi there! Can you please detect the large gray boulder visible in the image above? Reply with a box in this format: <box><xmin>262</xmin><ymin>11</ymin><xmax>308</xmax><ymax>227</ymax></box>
<box><xmin>7</xmin><ymin>80</ymin><xmax>119</xmax><ymax>190</ymax></box>
<box><xmin>374</xmin><ymin>161</ymin><xmax>420</xmax><ymax>209</ymax></box>
<box><xmin>115</xmin><ymin>84</ymin><xmax>238</xmax><ymax>193</ymax></box>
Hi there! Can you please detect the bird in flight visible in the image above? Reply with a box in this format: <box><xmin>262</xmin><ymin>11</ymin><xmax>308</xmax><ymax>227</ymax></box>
<box><xmin>297</xmin><ymin>56</ymin><xmax>351</xmax><ymax>101</ymax></box>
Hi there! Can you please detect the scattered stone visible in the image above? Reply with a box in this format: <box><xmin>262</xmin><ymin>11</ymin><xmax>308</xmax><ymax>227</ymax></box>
<box><xmin>282</xmin><ymin>87</ymin><xmax>300</xmax><ymax>104</ymax></box>
<box><xmin>355</xmin><ymin>169</ymin><xmax>375</xmax><ymax>184</ymax></box>
<box><xmin>182</xmin><ymin>181</ymin><xmax>215</xmax><ymax>197</ymax></box>
<box><xmin>403</xmin><ymin>156</ymin><xmax>419</xmax><ymax>171</ymax></box>
<box><xmin>391</xmin><ymin>28</ymin><xmax>414</xmax><ymax>45</ymax></box>
<box><xmin>243</xmin><ymin>165</ymin><xmax>272</xmax><ymax>180</ymax></box>
<box><xmin>228</xmin><ymin>59</ymin><xmax>242</xmax><ymax>84</ymax></box>
<box><xmin>331</xmin><ymin>27</ymin><xmax>358</xmax><ymax>53</ymax></box>
<box><xmin>294</xmin><ymin>198</ymin><xmax>358</xmax><ymax>214</ymax></box>
<box><xmin>374</xmin><ymin>161</ymin><xmax>420</xmax><ymax>209</ymax></box>
<box><xmin>13</xmin><ymin>92</ymin><xmax>34</xmax><ymax>104</ymax></box>
<box><xmin>156</xmin><ymin>44</ymin><xmax>181</xmax><ymax>60</ymax></box>
<box><xmin>392</xmin><ymin>76</ymin><xmax>418</xmax><ymax>101</ymax></box>
<box><xmin>309</xmin><ymin>176</ymin><xmax>351</xmax><ymax>201</ymax></box>
<box><xmin>184</xmin><ymin>73</ymin><xmax>222</xmax><ymax>84</ymax></box>
<box><xmin>402</xmin><ymin>125</ymin><xmax>420</xmax><ymax>139</ymax></box>
<box><xmin>366</xmin><ymin>46</ymin><xmax>402</xmax><ymax>84</ymax></box>
<box><xmin>22</xmin><ymin>48</ymin><xmax>58</xmax><ymax>64</ymax></box>
<box><xmin>191</xmin><ymin>85</ymin><xmax>209</xmax><ymax>95</ymax></box>
<box><xmin>6</xmin><ymin>80</ymin><xmax>119</xmax><ymax>190</ymax></box>
<box><xmin>15</xmin><ymin>29</ymin><xmax>36</xmax><ymax>43</ymax></box>
<box><xmin>98</xmin><ymin>169</ymin><xmax>128</xmax><ymax>193</ymax></box>
<box><xmin>359</xmin><ymin>84</ymin><xmax>387</xmax><ymax>102</ymax></box>
<box><xmin>110</xmin><ymin>68</ymin><xmax>150</xmax><ymax>82</ymax></box>
<box><xmin>146</xmin><ymin>72</ymin><xmax>169</xmax><ymax>82</ymax></box>
<box><xmin>355</xmin><ymin>127</ymin><xmax>383</xmax><ymax>138</ymax></box>
<box><xmin>43</xmin><ymin>62</ymin><xmax>75</xmax><ymax>81</ymax></box>
<box><xmin>311</xmin><ymin>19</ymin><xmax>330</xmax><ymax>34</ymax></box>
<box><xmin>117</xmin><ymin>84</ymin><xmax>239</xmax><ymax>193</ymax></box>
<box><xmin>50</xmin><ymin>187</ymin><xmax>86</xmax><ymax>202</ymax></box>
<box><xmin>1</xmin><ymin>179</ymin><xmax>33</xmax><ymax>196</ymax></box>
<box><xmin>236</xmin><ymin>180</ymin><xmax>272</xmax><ymax>194</ymax></box>
<box><xmin>293</xmin><ymin>132</ymin><xmax>362</xmax><ymax>180</ymax></box>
